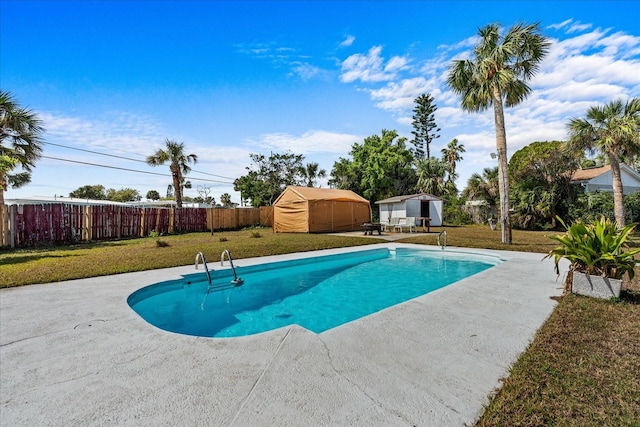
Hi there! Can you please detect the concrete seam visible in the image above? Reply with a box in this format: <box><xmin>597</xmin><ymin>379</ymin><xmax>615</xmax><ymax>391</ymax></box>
<box><xmin>227</xmin><ymin>327</ymin><xmax>292</xmax><ymax>426</ymax></box>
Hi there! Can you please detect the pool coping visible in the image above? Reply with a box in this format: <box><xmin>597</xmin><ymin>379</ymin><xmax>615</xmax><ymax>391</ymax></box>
<box><xmin>0</xmin><ymin>243</ymin><xmax>567</xmax><ymax>426</ymax></box>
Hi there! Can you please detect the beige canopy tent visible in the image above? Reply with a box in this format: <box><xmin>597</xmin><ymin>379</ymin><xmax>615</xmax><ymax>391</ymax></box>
<box><xmin>273</xmin><ymin>186</ymin><xmax>371</xmax><ymax>233</ymax></box>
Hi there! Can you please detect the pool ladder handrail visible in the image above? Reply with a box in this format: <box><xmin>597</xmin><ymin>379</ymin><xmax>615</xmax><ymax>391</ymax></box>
<box><xmin>195</xmin><ymin>252</ymin><xmax>212</xmax><ymax>284</ymax></box>
<box><xmin>221</xmin><ymin>249</ymin><xmax>244</xmax><ymax>285</ymax></box>
<box><xmin>437</xmin><ymin>230</ymin><xmax>447</xmax><ymax>250</ymax></box>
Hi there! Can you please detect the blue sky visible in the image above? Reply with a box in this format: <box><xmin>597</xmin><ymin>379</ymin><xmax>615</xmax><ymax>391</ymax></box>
<box><xmin>2</xmin><ymin>0</ymin><xmax>639</xmax><ymax>203</ymax></box>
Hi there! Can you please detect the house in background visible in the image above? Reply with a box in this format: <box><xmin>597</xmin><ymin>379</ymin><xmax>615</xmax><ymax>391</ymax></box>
<box><xmin>571</xmin><ymin>164</ymin><xmax>640</xmax><ymax>195</ymax></box>
<box><xmin>375</xmin><ymin>194</ymin><xmax>443</xmax><ymax>228</ymax></box>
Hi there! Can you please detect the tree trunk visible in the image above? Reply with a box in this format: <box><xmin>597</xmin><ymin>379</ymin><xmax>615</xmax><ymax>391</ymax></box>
<box><xmin>609</xmin><ymin>153</ymin><xmax>626</xmax><ymax>227</ymax></box>
<box><xmin>171</xmin><ymin>164</ymin><xmax>182</xmax><ymax>208</ymax></box>
<box><xmin>492</xmin><ymin>85</ymin><xmax>512</xmax><ymax>244</ymax></box>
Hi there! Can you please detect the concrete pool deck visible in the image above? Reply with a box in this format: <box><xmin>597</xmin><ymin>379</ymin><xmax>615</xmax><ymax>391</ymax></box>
<box><xmin>1</xmin><ymin>243</ymin><xmax>566</xmax><ymax>426</ymax></box>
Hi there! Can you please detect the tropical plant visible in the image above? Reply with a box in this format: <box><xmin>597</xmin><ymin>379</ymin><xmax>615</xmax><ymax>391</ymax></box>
<box><xmin>567</xmin><ymin>98</ymin><xmax>640</xmax><ymax>227</ymax></box>
<box><xmin>302</xmin><ymin>162</ymin><xmax>327</xmax><ymax>187</ymax></box>
<box><xmin>415</xmin><ymin>157</ymin><xmax>447</xmax><ymax>197</ymax></box>
<box><xmin>441</xmin><ymin>138</ymin><xmax>465</xmax><ymax>181</ymax></box>
<box><xmin>545</xmin><ymin>216</ymin><xmax>640</xmax><ymax>280</ymax></box>
<box><xmin>0</xmin><ymin>90</ymin><xmax>45</xmax><ymax>205</ymax></box>
<box><xmin>220</xmin><ymin>193</ymin><xmax>235</xmax><ymax>207</ymax></box>
<box><xmin>463</xmin><ymin>167</ymin><xmax>499</xmax><ymax>207</ymax></box>
<box><xmin>447</xmin><ymin>22</ymin><xmax>551</xmax><ymax>244</ymax></box>
<box><xmin>410</xmin><ymin>93</ymin><xmax>440</xmax><ymax>160</ymax></box>
<box><xmin>146</xmin><ymin>139</ymin><xmax>197</xmax><ymax>208</ymax></box>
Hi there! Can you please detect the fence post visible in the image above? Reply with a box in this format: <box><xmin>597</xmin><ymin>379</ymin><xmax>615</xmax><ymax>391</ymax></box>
<box><xmin>0</xmin><ymin>204</ymin><xmax>6</xmax><ymax>247</ymax></box>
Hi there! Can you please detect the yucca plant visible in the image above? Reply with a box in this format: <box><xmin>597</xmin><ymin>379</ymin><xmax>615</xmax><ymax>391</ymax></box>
<box><xmin>546</xmin><ymin>216</ymin><xmax>640</xmax><ymax>280</ymax></box>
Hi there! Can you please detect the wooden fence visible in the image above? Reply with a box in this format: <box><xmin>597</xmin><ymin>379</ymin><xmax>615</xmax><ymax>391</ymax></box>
<box><xmin>1</xmin><ymin>204</ymin><xmax>274</xmax><ymax>248</ymax></box>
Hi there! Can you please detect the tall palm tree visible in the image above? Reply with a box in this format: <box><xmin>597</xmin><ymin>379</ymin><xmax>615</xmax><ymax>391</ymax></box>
<box><xmin>568</xmin><ymin>98</ymin><xmax>640</xmax><ymax>226</ymax></box>
<box><xmin>441</xmin><ymin>138</ymin><xmax>465</xmax><ymax>180</ymax></box>
<box><xmin>0</xmin><ymin>90</ymin><xmax>45</xmax><ymax>206</ymax></box>
<box><xmin>447</xmin><ymin>22</ymin><xmax>550</xmax><ymax>244</ymax></box>
<box><xmin>302</xmin><ymin>162</ymin><xmax>326</xmax><ymax>187</ymax></box>
<box><xmin>146</xmin><ymin>139</ymin><xmax>197</xmax><ymax>208</ymax></box>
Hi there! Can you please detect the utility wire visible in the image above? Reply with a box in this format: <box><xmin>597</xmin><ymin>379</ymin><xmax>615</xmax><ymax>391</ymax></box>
<box><xmin>42</xmin><ymin>156</ymin><xmax>233</xmax><ymax>184</ymax></box>
<box><xmin>43</xmin><ymin>141</ymin><xmax>237</xmax><ymax>181</ymax></box>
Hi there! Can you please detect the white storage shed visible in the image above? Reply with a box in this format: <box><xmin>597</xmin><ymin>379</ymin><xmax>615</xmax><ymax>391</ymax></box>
<box><xmin>375</xmin><ymin>193</ymin><xmax>443</xmax><ymax>229</ymax></box>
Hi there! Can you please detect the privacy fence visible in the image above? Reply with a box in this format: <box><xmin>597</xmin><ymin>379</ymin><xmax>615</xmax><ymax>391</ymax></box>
<box><xmin>0</xmin><ymin>203</ymin><xmax>274</xmax><ymax>248</ymax></box>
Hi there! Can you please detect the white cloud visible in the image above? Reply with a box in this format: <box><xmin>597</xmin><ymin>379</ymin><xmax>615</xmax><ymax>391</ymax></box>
<box><xmin>41</xmin><ymin>111</ymin><xmax>165</xmax><ymax>157</ymax></box>
<box><xmin>547</xmin><ymin>19</ymin><xmax>574</xmax><ymax>31</ymax></box>
<box><xmin>289</xmin><ymin>62</ymin><xmax>322</xmax><ymax>80</ymax></box>
<box><xmin>369</xmin><ymin>77</ymin><xmax>438</xmax><ymax>111</ymax></box>
<box><xmin>252</xmin><ymin>130</ymin><xmax>360</xmax><ymax>154</ymax></box>
<box><xmin>340</xmin><ymin>46</ymin><xmax>409</xmax><ymax>83</ymax></box>
<box><xmin>339</xmin><ymin>34</ymin><xmax>355</xmax><ymax>48</ymax></box>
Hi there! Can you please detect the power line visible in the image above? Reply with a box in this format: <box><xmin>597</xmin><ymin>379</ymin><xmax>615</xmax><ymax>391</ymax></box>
<box><xmin>43</xmin><ymin>141</ymin><xmax>237</xmax><ymax>180</ymax></box>
<box><xmin>41</xmin><ymin>156</ymin><xmax>234</xmax><ymax>184</ymax></box>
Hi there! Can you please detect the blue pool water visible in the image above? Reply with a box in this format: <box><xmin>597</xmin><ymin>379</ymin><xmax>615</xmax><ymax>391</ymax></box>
<box><xmin>128</xmin><ymin>248</ymin><xmax>500</xmax><ymax>338</ymax></box>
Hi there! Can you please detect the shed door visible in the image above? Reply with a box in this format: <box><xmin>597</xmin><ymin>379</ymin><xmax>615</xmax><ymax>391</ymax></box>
<box><xmin>420</xmin><ymin>200</ymin><xmax>430</xmax><ymax>218</ymax></box>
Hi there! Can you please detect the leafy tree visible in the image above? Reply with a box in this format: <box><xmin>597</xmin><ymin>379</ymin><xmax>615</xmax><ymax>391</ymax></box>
<box><xmin>0</xmin><ymin>90</ymin><xmax>45</xmax><ymax>205</ymax></box>
<box><xmin>302</xmin><ymin>162</ymin><xmax>327</xmax><ymax>187</ymax></box>
<box><xmin>70</xmin><ymin>185</ymin><xmax>107</xmax><ymax>200</ymax></box>
<box><xmin>509</xmin><ymin>141</ymin><xmax>580</xmax><ymax>229</ymax></box>
<box><xmin>233</xmin><ymin>152</ymin><xmax>305</xmax><ymax>207</ymax></box>
<box><xmin>146</xmin><ymin>190</ymin><xmax>160</xmax><ymax>201</ymax></box>
<box><xmin>106</xmin><ymin>187</ymin><xmax>141</xmax><ymax>202</ymax></box>
<box><xmin>447</xmin><ymin>22</ymin><xmax>550</xmax><ymax>244</ymax></box>
<box><xmin>410</xmin><ymin>93</ymin><xmax>440</xmax><ymax>160</ymax></box>
<box><xmin>329</xmin><ymin>129</ymin><xmax>415</xmax><ymax>204</ymax></box>
<box><xmin>146</xmin><ymin>139</ymin><xmax>197</xmax><ymax>208</ymax></box>
<box><xmin>567</xmin><ymin>98</ymin><xmax>640</xmax><ymax>226</ymax></box>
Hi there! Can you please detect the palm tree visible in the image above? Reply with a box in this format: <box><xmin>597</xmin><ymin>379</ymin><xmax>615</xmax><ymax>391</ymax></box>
<box><xmin>146</xmin><ymin>139</ymin><xmax>197</xmax><ymax>208</ymax></box>
<box><xmin>568</xmin><ymin>98</ymin><xmax>640</xmax><ymax>226</ymax></box>
<box><xmin>220</xmin><ymin>193</ymin><xmax>234</xmax><ymax>207</ymax></box>
<box><xmin>447</xmin><ymin>22</ymin><xmax>550</xmax><ymax>244</ymax></box>
<box><xmin>441</xmin><ymin>138</ymin><xmax>465</xmax><ymax>181</ymax></box>
<box><xmin>302</xmin><ymin>162</ymin><xmax>327</xmax><ymax>187</ymax></box>
<box><xmin>415</xmin><ymin>157</ymin><xmax>447</xmax><ymax>197</ymax></box>
<box><xmin>0</xmin><ymin>90</ymin><xmax>45</xmax><ymax>206</ymax></box>
<box><xmin>463</xmin><ymin>166</ymin><xmax>500</xmax><ymax>221</ymax></box>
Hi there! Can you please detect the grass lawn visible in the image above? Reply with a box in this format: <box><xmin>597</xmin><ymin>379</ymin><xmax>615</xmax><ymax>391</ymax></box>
<box><xmin>1</xmin><ymin>225</ymin><xmax>638</xmax><ymax>425</ymax></box>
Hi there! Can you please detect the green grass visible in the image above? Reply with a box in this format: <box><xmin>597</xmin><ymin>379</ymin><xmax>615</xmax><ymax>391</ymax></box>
<box><xmin>476</xmin><ymin>294</ymin><xmax>640</xmax><ymax>427</ymax></box>
<box><xmin>1</xmin><ymin>225</ymin><xmax>639</xmax><ymax>425</ymax></box>
<box><xmin>0</xmin><ymin>228</ymin><xmax>378</xmax><ymax>288</ymax></box>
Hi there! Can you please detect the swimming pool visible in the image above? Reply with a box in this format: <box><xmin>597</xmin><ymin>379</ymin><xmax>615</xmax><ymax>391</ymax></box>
<box><xmin>128</xmin><ymin>247</ymin><xmax>501</xmax><ymax>338</ymax></box>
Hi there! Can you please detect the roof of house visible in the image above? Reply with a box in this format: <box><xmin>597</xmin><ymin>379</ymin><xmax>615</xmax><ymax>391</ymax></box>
<box><xmin>375</xmin><ymin>193</ymin><xmax>443</xmax><ymax>204</ymax></box>
<box><xmin>571</xmin><ymin>165</ymin><xmax>611</xmax><ymax>182</ymax></box>
<box><xmin>3</xmin><ymin>196</ymin><xmax>131</xmax><ymax>206</ymax></box>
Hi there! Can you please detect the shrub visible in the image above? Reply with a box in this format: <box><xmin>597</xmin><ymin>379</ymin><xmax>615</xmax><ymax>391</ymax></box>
<box><xmin>545</xmin><ymin>216</ymin><xmax>640</xmax><ymax>280</ymax></box>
